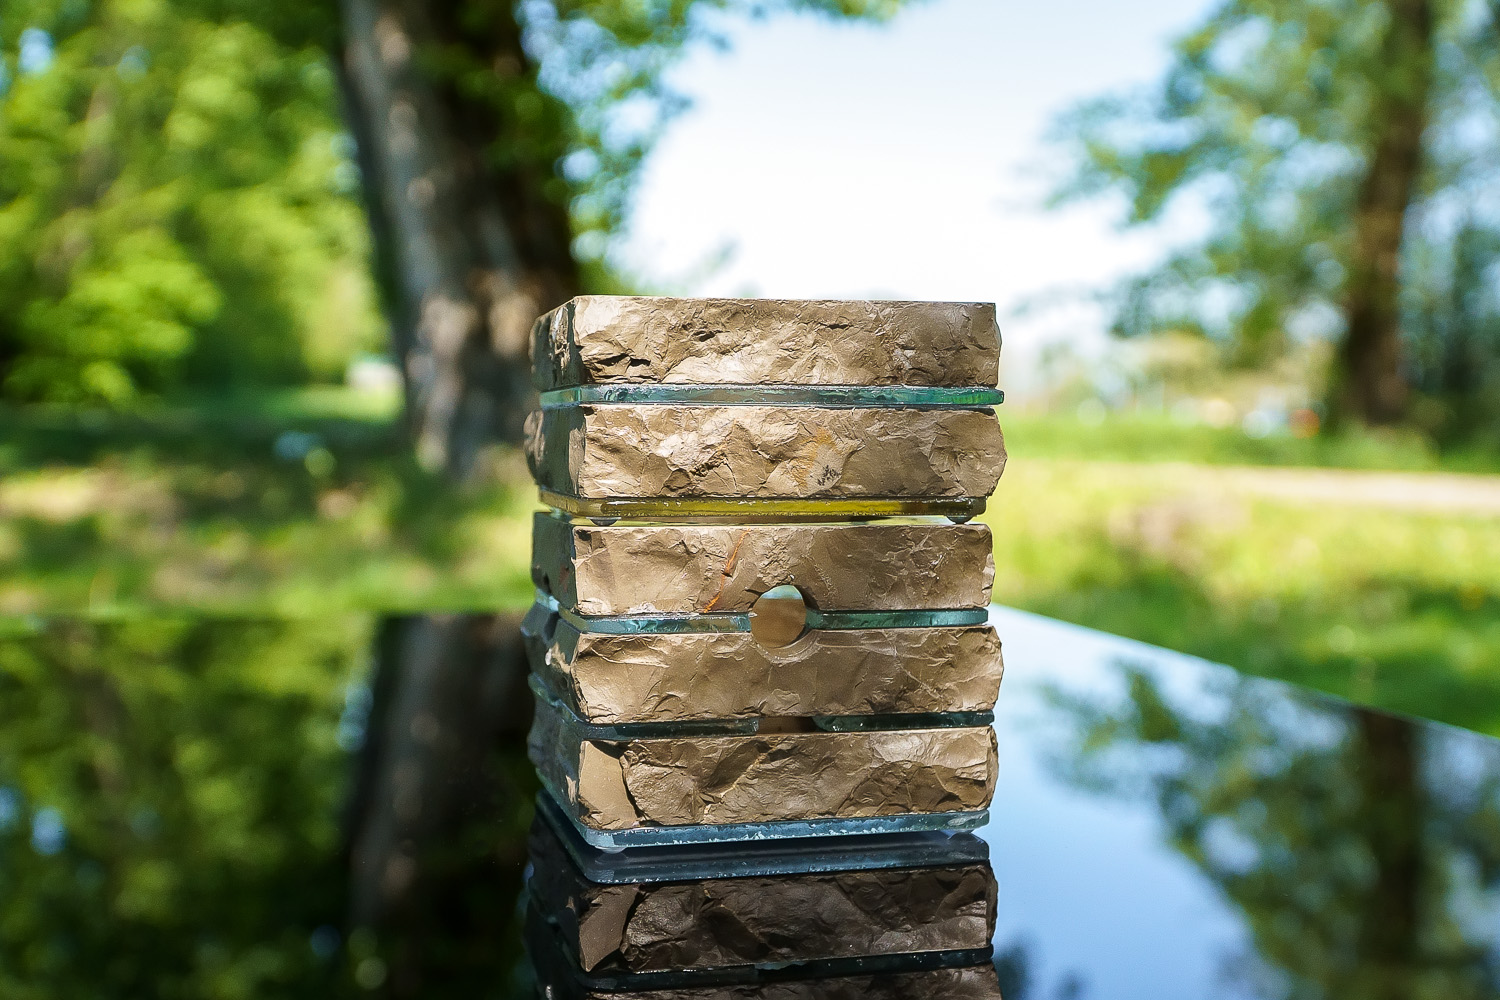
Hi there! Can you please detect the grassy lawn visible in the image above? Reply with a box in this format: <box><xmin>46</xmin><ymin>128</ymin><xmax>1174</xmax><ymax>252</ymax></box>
<box><xmin>3</xmin><ymin>402</ymin><xmax>1499</xmax><ymax>735</ymax></box>
<box><xmin>1002</xmin><ymin>410</ymin><xmax>1500</xmax><ymax>473</ymax></box>
<box><xmin>0</xmin><ymin>404</ymin><xmax>534</xmax><ymax>616</ymax></box>
<box><xmin>989</xmin><ymin>413</ymin><xmax>1500</xmax><ymax>733</ymax></box>
<box><xmin>984</xmin><ymin>457</ymin><xmax>1500</xmax><ymax>735</ymax></box>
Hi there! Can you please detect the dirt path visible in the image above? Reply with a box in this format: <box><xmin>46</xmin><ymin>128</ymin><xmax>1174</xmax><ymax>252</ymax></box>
<box><xmin>1130</xmin><ymin>463</ymin><xmax>1500</xmax><ymax>516</ymax></box>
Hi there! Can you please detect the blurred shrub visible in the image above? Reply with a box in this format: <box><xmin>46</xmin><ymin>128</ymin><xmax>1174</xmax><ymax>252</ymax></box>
<box><xmin>0</xmin><ymin>618</ymin><xmax>364</xmax><ymax>997</ymax></box>
<box><xmin>1048</xmin><ymin>0</ymin><xmax>1500</xmax><ymax>444</ymax></box>
<box><xmin>0</xmin><ymin>2</ymin><xmax>383</xmax><ymax>407</ymax></box>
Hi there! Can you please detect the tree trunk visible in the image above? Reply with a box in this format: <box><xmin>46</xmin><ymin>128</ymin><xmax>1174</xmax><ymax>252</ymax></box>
<box><xmin>344</xmin><ymin>614</ymin><xmax>535</xmax><ymax>995</ymax></box>
<box><xmin>1334</xmin><ymin>0</ymin><xmax>1435</xmax><ymax>426</ymax></box>
<box><xmin>335</xmin><ymin>0</ymin><xmax>579</xmax><ymax>477</ymax></box>
<box><xmin>1352</xmin><ymin>708</ymin><xmax>1423</xmax><ymax>999</ymax></box>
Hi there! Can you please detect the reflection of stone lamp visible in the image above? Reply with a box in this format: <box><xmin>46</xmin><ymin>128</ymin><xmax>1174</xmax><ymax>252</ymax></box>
<box><xmin>523</xmin><ymin>297</ymin><xmax>1007</xmax><ymax>848</ymax></box>
<box><xmin>524</xmin><ymin>797</ymin><xmax>1004</xmax><ymax>998</ymax></box>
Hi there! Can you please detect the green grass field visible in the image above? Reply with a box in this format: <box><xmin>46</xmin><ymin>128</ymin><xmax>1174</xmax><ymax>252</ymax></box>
<box><xmin>0</xmin><ymin>402</ymin><xmax>533</xmax><ymax>616</ymax></box>
<box><xmin>4</xmin><ymin>402</ymin><xmax>1499</xmax><ymax>734</ymax></box>
<box><xmin>1000</xmin><ymin>410</ymin><xmax>1500</xmax><ymax>472</ymax></box>
<box><xmin>983</xmin><ymin>456</ymin><xmax>1500</xmax><ymax>733</ymax></box>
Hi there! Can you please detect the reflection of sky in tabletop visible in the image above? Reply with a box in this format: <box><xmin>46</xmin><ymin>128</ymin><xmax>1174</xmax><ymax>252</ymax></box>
<box><xmin>987</xmin><ymin>606</ymin><xmax>1500</xmax><ymax>1000</ymax></box>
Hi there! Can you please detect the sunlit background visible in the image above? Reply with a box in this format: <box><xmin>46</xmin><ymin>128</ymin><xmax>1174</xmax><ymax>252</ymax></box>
<box><xmin>3</xmin><ymin>1</ymin><xmax>1500</xmax><ymax>992</ymax></box>
<box><xmin>4</xmin><ymin>0</ymin><xmax>1497</xmax><ymax>723</ymax></box>
<box><xmin>621</xmin><ymin>0</ymin><xmax>1210</xmax><ymax>379</ymax></box>
<box><xmin>2</xmin><ymin>0</ymin><xmax>1498</xmax><ymax>697</ymax></box>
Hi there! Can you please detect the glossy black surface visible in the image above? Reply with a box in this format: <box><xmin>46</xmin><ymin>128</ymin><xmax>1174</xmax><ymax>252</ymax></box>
<box><xmin>1</xmin><ymin>610</ymin><xmax>1498</xmax><ymax>997</ymax></box>
<box><xmin>988</xmin><ymin>608</ymin><xmax>1500</xmax><ymax>999</ymax></box>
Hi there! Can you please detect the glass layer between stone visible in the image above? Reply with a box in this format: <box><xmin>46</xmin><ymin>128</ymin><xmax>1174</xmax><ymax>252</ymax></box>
<box><xmin>530</xmin><ymin>791</ymin><xmax>992</xmax><ymax>883</ymax></box>
<box><xmin>540</xmin><ymin>384</ymin><xmax>1004</xmax><ymax>407</ymax></box>
<box><xmin>538</xmin><ymin>491</ymin><xmax>990</xmax><ymax>521</ymax></box>
<box><xmin>530</xmin><ymin>589</ymin><xmax>990</xmax><ymax>634</ymax></box>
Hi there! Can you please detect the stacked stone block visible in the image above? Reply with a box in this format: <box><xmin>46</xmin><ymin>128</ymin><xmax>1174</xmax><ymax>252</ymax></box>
<box><xmin>522</xmin><ymin>296</ymin><xmax>1007</xmax><ymax>848</ymax></box>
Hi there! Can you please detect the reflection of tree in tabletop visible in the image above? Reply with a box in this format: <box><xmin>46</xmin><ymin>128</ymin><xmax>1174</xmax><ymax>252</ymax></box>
<box><xmin>0</xmin><ymin>615</ymin><xmax>538</xmax><ymax>997</ymax></box>
<box><xmin>0</xmin><ymin>619</ymin><xmax>365</xmax><ymax>997</ymax></box>
<box><xmin>1044</xmin><ymin>662</ymin><xmax>1500</xmax><ymax>999</ymax></box>
<box><xmin>992</xmin><ymin>936</ymin><xmax>1089</xmax><ymax>1000</ymax></box>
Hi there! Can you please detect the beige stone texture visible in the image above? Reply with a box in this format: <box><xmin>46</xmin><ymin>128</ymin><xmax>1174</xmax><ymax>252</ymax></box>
<box><xmin>526</xmin><ymin>811</ymin><xmax>996</xmax><ymax>975</ymax></box>
<box><xmin>531</xmin><ymin>296</ymin><xmax>1001</xmax><ymax>390</ymax></box>
<box><xmin>527</xmin><ymin>620</ymin><xmax>1003</xmax><ymax>724</ymax></box>
<box><xmin>526</xmin><ymin>404</ymin><xmax>1006</xmax><ymax>501</ymax></box>
<box><xmin>594</xmin><ymin>869</ymin><xmax>994</xmax><ymax>971</ymax></box>
<box><xmin>532</xmin><ymin>514</ymin><xmax>995</xmax><ymax>615</ymax></box>
<box><xmin>530</xmin><ymin>705</ymin><xmax>998</xmax><ymax>830</ymax></box>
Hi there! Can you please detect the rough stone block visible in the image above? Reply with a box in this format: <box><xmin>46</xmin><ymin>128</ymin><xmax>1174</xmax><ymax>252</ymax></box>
<box><xmin>525</xmin><ymin>404</ymin><xmax>1005</xmax><ymax>502</ymax></box>
<box><xmin>531</xmin><ymin>702</ymin><xmax>998</xmax><ymax>831</ymax></box>
<box><xmin>528</xmin><ymin>822</ymin><xmax>995</xmax><ymax>973</ymax></box>
<box><xmin>532</xmin><ymin>515</ymin><xmax>995</xmax><ymax>615</ymax></box>
<box><xmin>525</xmin><ymin>619</ymin><xmax>1004</xmax><ymax>725</ymax></box>
<box><xmin>531</xmin><ymin>297</ymin><xmax>1001</xmax><ymax>390</ymax></box>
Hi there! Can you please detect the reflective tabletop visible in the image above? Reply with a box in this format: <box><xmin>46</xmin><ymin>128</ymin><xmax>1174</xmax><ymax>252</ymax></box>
<box><xmin>1</xmin><ymin>608</ymin><xmax>1497</xmax><ymax>998</ymax></box>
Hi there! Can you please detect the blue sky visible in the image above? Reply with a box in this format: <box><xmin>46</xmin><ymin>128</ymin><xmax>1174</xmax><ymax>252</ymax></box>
<box><xmin>616</xmin><ymin>0</ymin><xmax>1215</xmax><ymax>380</ymax></box>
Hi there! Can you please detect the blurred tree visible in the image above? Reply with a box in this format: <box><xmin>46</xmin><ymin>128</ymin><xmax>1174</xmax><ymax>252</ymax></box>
<box><xmin>344</xmin><ymin>613</ymin><xmax>535</xmax><ymax>997</ymax></box>
<box><xmin>330</xmin><ymin>0</ymin><xmax>909</xmax><ymax>476</ymax></box>
<box><xmin>1405</xmin><ymin>216</ymin><xmax>1500</xmax><ymax>445</ymax></box>
<box><xmin>1050</xmin><ymin>0</ymin><xmax>1500</xmax><ymax>436</ymax></box>
<box><xmin>334</xmin><ymin>0</ymin><xmax>579</xmax><ymax>474</ymax></box>
<box><xmin>2</xmin><ymin>0</ymin><xmax>911</xmax><ymax>475</ymax></box>
<box><xmin>0</xmin><ymin>1</ymin><xmax>384</xmax><ymax>407</ymax></box>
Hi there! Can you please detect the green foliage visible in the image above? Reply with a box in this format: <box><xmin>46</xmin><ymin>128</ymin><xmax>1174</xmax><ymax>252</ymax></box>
<box><xmin>0</xmin><ymin>614</ymin><xmax>539</xmax><ymax>997</ymax></box>
<box><xmin>3</xmin><ymin>402</ymin><xmax>1499</xmax><ymax>743</ymax></box>
<box><xmin>986</xmin><ymin>411</ymin><xmax>1500</xmax><ymax>738</ymax></box>
<box><xmin>0</xmin><ymin>1</ymin><xmax>383</xmax><ymax>407</ymax></box>
<box><xmin>0</xmin><ymin>618</ymin><xmax>363</xmax><ymax>997</ymax></box>
<box><xmin>1405</xmin><ymin>215</ymin><xmax>1500</xmax><ymax>445</ymax></box>
<box><xmin>1050</xmin><ymin>0</ymin><xmax>1500</xmax><ymax>438</ymax></box>
<box><xmin>0</xmin><ymin>0</ymin><xmax>913</xmax><ymax>406</ymax></box>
